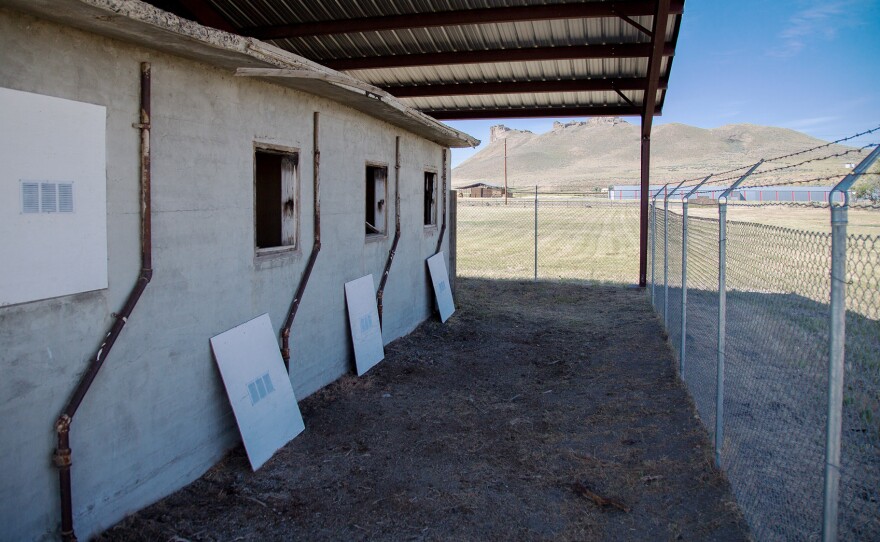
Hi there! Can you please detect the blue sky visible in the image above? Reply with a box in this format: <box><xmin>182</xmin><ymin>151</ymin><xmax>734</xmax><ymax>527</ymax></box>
<box><xmin>447</xmin><ymin>0</ymin><xmax>880</xmax><ymax>168</ymax></box>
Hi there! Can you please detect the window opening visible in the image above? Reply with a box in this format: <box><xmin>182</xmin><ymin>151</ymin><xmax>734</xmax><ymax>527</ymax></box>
<box><xmin>365</xmin><ymin>165</ymin><xmax>387</xmax><ymax>235</ymax></box>
<box><xmin>255</xmin><ymin>148</ymin><xmax>298</xmax><ymax>250</ymax></box>
<box><xmin>424</xmin><ymin>171</ymin><xmax>437</xmax><ymax>226</ymax></box>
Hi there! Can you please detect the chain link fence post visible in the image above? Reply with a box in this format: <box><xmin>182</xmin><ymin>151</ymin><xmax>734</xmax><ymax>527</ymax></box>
<box><xmin>715</xmin><ymin>161</ymin><xmax>763</xmax><ymax>467</ymax></box>
<box><xmin>651</xmin><ymin>194</ymin><xmax>657</xmax><ymax>310</ymax></box>
<box><xmin>822</xmin><ymin>146</ymin><xmax>880</xmax><ymax>542</ymax></box>
<box><xmin>534</xmin><ymin>186</ymin><xmax>538</xmax><ymax>282</ymax></box>
<box><xmin>679</xmin><ymin>175</ymin><xmax>713</xmax><ymax>379</ymax></box>
<box><xmin>651</xmin><ymin>185</ymin><xmax>666</xmax><ymax>309</ymax></box>
<box><xmin>663</xmin><ymin>185</ymin><xmax>669</xmax><ymax>327</ymax></box>
<box><xmin>680</xmin><ymin>196</ymin><xmax>688</xmax><ymax>378</ymax></box>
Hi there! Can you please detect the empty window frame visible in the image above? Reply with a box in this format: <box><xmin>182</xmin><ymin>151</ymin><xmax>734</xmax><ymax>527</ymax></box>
<box><xmin>365</xmin><ymin>164</ymin><xmax>388</xmax><ymax>236</ymax></box>
<box><xmin>254</xmin><ymin>147</ymin><xmax>298</xmax><ymax>251</ymax></box>
<box><xmin>423</xmin><ymin>171</ymin><xmax>438</xmax><ymax>226</ymax></box>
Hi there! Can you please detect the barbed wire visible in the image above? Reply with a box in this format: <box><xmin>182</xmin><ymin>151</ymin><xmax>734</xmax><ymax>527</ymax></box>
<box><xmin>670</xmin><ymin>125</ymin><xmax>880</xmax><ymax>189</ymax></box>
<box><xmin>690</xmin><ymin>143</ymin><xmax>878</xmax><ymax>188</ymax></box>
<box><xmin>728</xmin><ymin>200</ymin><xmax>831</xmax><ymax>209</ymax></box>
<box><xmin>761</xmin><ymin>124</ymin><xmax>880</xmax><ymax>163</ymax></box>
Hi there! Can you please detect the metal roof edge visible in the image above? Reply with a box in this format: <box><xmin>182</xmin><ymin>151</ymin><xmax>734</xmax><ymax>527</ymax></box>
<box><xmin>0</xmin><ymin>0</ymin><xmax>478</xmax><ymax>148</ymax></box>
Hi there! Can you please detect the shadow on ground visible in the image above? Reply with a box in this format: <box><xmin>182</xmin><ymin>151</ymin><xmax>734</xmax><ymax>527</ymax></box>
<box><xmin>100</xmin><ymin>278</ymin><xmax>750</xmax><ymax>541</ymax></box>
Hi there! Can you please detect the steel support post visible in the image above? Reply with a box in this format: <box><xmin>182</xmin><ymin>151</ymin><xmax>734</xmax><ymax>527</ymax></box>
<box><xmin>715</xmin><ymin>161</ymin><xmax>763</xmax><ymax>467</ymax></box>
<box><xmin>822</xmin><ymin>145</ymin><xmax>880</xmax><ymax>542</ymax></box>
<box><xmin>639</xmin><ymin>136</ymin><xmax>650</xmax><ymax>286</ymax></box>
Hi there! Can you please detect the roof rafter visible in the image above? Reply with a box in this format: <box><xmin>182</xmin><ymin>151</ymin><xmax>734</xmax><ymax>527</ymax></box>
<box><xmin>425</xmin><ymin>105</ymin><xmax>646</xmax><ymax>120</ymax></box>
<box><xmin>383</xmin><ymin>77</ymin><xmax>667</xmax><ymax>98</ymax></box>
<box><xmin>325</xmin><ymin>43</ymin><xmax>675</xmax><ymax>71</ymax></box>
<box><xmin>241</xmin><ymin>0</ymin><xmax>685</xmax><ymax>40</ymax></box>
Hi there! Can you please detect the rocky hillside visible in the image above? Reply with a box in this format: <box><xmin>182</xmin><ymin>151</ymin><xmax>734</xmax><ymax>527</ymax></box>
<box><xmin>452</xmin><ymin>118</ymin><xmax>864</xmax><ymax>190</ymax></box>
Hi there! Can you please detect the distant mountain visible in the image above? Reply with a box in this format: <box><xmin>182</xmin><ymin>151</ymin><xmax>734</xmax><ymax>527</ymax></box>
<box><xmin>452</xmin><ymin>118</ymin><xmax>864</xmax><ymax>190</ymax></box>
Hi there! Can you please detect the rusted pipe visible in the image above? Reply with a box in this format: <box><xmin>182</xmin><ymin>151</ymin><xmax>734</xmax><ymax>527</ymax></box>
<box><xmin>281</xmin><ymin>111</ymin><xmax>322</xmax><ymax>370</ymax></box>
<box><xmin>434</xmin><ymin>148</ymin><xmax>448</xmax><ymax>255</ymax></box>
<box><xmin>55</xmin><ymin>61</ymin><xmax>154</xmax><ymax>542</ymax></box>
<box><xmin>377</xmin><ymin>136</ymin><xmax>402</xmax><ymax>325</ymax></box>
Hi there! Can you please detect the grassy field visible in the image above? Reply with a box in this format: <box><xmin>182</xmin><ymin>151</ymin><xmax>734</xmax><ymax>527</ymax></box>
<box><xmin>456</xmin><ymin>199</ymin><xmax>641</xmax><ymax>284</ymax></box>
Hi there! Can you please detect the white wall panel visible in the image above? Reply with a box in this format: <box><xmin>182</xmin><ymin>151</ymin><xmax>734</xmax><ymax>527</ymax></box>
<box><xmin>0</xmin><ymin>87</ymin><xmax>107</xmax><ymax>306</ymax></box>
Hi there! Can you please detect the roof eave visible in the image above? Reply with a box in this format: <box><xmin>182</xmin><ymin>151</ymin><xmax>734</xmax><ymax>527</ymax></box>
<box><xmin>0</xmin><ymin>0</ymin><xmax>478</xmax><ymax>148</ymax></box>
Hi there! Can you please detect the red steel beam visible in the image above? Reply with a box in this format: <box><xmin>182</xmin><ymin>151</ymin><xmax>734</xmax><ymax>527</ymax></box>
<box><xmin>425</xmin><ymin>105</ymin><xmax>646</xmax><ymax>120</ymax></box>
<box><xmin>639</xmin><ymin>0</ymin><xmax>672</xmax><ymax>287</ymax></box>
<box><xmin>383</xmin><ymin>77</ymin><xmax>667</xmax><ymax>98</ymax></box>
<box><xmin>242</xmin><ymin>1</ymin><xmax>685</xmax><ymax>40</ymax></box>
<box><xmin>176</xmin><ymin>0</ymin><xmax>237</xmax><ymax>33</ymax></box>
<box><xmin>325</xmin><ymin>43</ymin><xmax>675</xmax><ymax>71</ymax></box>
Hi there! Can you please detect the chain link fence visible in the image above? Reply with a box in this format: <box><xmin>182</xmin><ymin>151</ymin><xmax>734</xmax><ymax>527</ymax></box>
<box><xmin>649</xmin><ymin>198</ymin><xmax>879</xmax><ymax>541</ymax></box>
<box><xmin>456</xmin><ymin>192</ymin><xmax>641</xmax><ymax>284</ymax></box>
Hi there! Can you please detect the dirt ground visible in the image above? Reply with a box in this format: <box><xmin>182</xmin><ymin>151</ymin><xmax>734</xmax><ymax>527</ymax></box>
<box><xmin>100</xmin><ymin>278</ymin><xmax>751</xmax><ymax>541</ymax></box>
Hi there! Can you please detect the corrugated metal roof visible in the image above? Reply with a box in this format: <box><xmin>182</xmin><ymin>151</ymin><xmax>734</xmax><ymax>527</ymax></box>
<box><xmin>146</xmin><ymin>0</ymin><xmax>684</xmax><ymax>122</ymax></box>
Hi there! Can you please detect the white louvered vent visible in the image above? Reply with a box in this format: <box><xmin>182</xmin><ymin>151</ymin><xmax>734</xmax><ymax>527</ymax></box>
<box><xmin>41</xmin><ymin>182</ymin><xmax>57</xmax><ymax>213</ymax></box>
<box><xmin>21</xmin><ymin>182</ymin><xmax>39</xmax><ymax>213</ymax></box>
<box><xmin>58</xmin><ymin>183</ymin><xmax>74</xmax><ymax>212</ymax></box>
<box><xmin>21</xmin><ymin>181</ymin><xmax>74</xmax><ymax>213</ymax></box>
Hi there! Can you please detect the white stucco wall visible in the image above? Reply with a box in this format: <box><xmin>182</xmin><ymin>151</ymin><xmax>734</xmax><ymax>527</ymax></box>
<box><xmin>0</xmin><ymin>8</ymin><xmax>451</xmax><ymax>540</ymax></box>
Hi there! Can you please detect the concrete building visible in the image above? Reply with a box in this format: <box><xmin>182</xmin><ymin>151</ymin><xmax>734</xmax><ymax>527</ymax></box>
<box><xmin>0</xmin><ymin>1</ymin><xmax>475</xmax><ymax>540</ymax></box>
<box><xmin>456</xmin><ymin>183</ymin><xmax>506</xmax><ymax>198</ymax></box>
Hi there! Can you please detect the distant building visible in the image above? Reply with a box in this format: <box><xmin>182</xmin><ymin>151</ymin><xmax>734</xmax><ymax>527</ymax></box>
<box><xmin>457</xmin><ymin>182</ymin><xmax>505</xmax><ymax>198</ymax></box>
<box><xmin>609</xmin><ymin>185</ymin><xmax>847</xmax><ymax>203</ymax></box>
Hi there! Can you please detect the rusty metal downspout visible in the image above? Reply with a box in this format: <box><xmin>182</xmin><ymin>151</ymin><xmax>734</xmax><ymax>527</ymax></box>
<box><xmin>54</xmin><ymin>62</ymin><xmax>153</xmax><ymax>542</ymax></box>
<box><xmin>376</xmin><ymin>136</ymin><xmax>402</xmax><ymax>326</ymax></box>
<box><xmin>434</xmin><ymin>148</ymin><xmax>448</xmax><ymax>255</ymax></box>
<box><xmin>281</xmin><ymin>111</ymin><xmax>322</xmax><ymax>371</ymax></box>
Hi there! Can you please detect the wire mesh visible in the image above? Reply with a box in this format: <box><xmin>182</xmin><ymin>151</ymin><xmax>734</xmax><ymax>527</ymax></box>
<box><xmin>455</xmin><ymin>197</ymin><xmax>536</xmax><ymax>280</ymax></box>
<box><xmin>650</xmin><ymin>197</ymin><xmax>880</xmax><ymax>540</ymax></box>
<box><xmin>666</xmin><ymin>205</ymin><xmax>684</xmax><ymax>364</ymax></box>
<box><xmin>456</xmin><ymin>193</ymin><xmax>640</xmax><ymax>285</ymax></box>
<box><xmin>537</xmin><ymin>199</ymin><xmax>640</xmax><ymax>283</ymax></box>
<box><xmin>683</xmin><ymin>209</ymin><xmax>720</xmax><ymax>438</ymax></box>
<box><xmin>655</xmin><ymin>206</ymin><xmax>667</xmax><ymax>317</ymax></box>
<box><xmin>839</xmin><ymin>234</ymin><xmax>880</xmax><ymax>540</ymax></box>
<box><xmin>722</xmin><ymin>218</ymin><xmax>831</xmax><ymax>541</ymax></box>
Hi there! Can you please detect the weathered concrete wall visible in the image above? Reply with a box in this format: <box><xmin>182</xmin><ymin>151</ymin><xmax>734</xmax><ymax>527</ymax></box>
<box><xmin>0</xmin><ymin>9</ymin><xmax>451</xmax><ymax>541</ymax></box>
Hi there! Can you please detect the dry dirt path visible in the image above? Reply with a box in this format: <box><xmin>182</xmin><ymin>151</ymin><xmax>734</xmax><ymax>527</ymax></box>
<box><xmin>101</xmin><ymin>278</ymin><xmax>750</xmax><ymax>541</ymax></box>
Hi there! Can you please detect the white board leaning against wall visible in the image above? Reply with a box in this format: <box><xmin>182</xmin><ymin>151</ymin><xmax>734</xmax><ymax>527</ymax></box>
<box><xmin>344</xmin><ymin>275</ymin><xmax>385</xmax><ymax>376</ymax></box>
<box><xmin>0</xmin><ymin>88</ymin><xmax>107</xmax><ymax>306</ymax></box>
<box><xmin>210</xmin><ymin>314</ymin><xmax>305</xmax><ymax>471</ymax></box>
<box><xmin>427</xmin><ymin>252</ymin><xmax>455</xmax><ymax>323</ymax></box>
